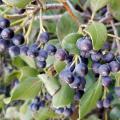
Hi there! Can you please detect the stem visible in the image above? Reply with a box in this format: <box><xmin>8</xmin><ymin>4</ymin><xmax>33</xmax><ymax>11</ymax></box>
<box><xmin>104</xmin><ymin>110</ymin><xmax>108</xmax><ymax>120</ymax></box>
<box><xmin>110</xmin><ymin>20</ymin><xmax>120</xmax><ymax>54</ymax></box>
<box><xmin>10</xmin><ymin>18</ymin><xmax>25</xmax><ymax>26</ymax></box>
<box><xmin>108</xmin><ymin>33</ymin><xmax>120</xmax><ymax>41</ymax></box>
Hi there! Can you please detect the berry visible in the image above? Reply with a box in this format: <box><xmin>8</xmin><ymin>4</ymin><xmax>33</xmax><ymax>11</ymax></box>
<box><xmin>80</xmin><ymin>51</ymin><xmax>90</xmax><ymax>58</ymax></box>
<box><xmin>0</xmin><ymin>18</ymin><xmax>10</xmax><ymax>28</ymax></box>
<box><xmin>74</xmin><ymin>90</ymin><xmax>84</xmax><ymax>101</ymax></box>
<box><xmin>80</xmin><ymin>56</ymin><xmax>88</xmax><ymax>65</ymax></box>
<box><xmin>92</xmin><ymin>62</ymin><xmax>101</xmax><ymax>74</ymax></box>
<box><xmin>46</xmin><ymin>44</ymin><xmax>56</xmax><ymax>55</ymax></box>
<box><xmin>34</xmin><ymin>96</ymin><xmax>40</xmax><ymax>103</ymax></box>
<box><xmin>102</xmin><ymin>76</ymin><xmax>112</xmax><ymax>87</ymax></box>
<box><xmin>0</xmin><ymin>39</ymin><xmax>9</xmax><ymax>52</ymax></box>
<box><xmin>20</xmin><ymin>45</ymin><xmax>29</xmax><ymax>55</ymax></box>
<box><xmin>103</xmin><ymin>98</ymin><xmax>110</xmax><ymax>108</ymax></box>
<box><xmin>27</xmin><ymin>44</ymin><xmax>38</xmax><ymax>57</ymax></box>
<box><xmin>97</xmin><ymin>100</ymin><xmax>103</xmax><ymax>109</ymax></box>
<box><xmin>9</xmin><ymin>46</ymin><xmax>20</xmax><ymax>57</ymax></box>
<box><xmin>37</xmin><ymin>61</ymin><xmax>46</xmax><ymax>68</ymax></box>
<box><xmin>39</xmin><ymin>100</ymin><xmax>45</xmax><ymax>108</ymax></box>
<box><xmin>76</xmin><ymin>37</ymin><xmax>92</xmax><ymax>52</ymax></box>
<box><xmin>30</xmin><ymin>103</ymin><xmax>39</xmax><ymax>111</ymax></box>
<box><xmin>12</xmin><ymin>34</ymin><xmax>24</xmax><ymax>45</ymax></box>
<box><xmin>102</xmin><ymin>52</ymin><xmax>114</xmax><ymax>62</ymax></box>
<box><xmin>59</xmin><ymin>69</ymin><xmax>74</xmax><ymax>84</ymax></box>
<box><xmin>66</xmin><ymin>54</ymin><xmax>74</xmax><ymax>63</ymax></box>
<box><xmin>109</xmin><ymin>61</ymin><xmax>120</xmax><ymax>72</ymax></box>
<box><xmin>39</xmin><ymin>32</ymin><xmax>49</xmax><ymax>43</ymax></box>
<box><xmin>75</xmin><ymin>62</ymin><xmax>88</xmax><ymax>77</ymax></box>
<box><xmin>91</xmin><ymin>51</ymin><xmax>102</xmax><ymax>62</ymax></box>
<box><xmin>98</xmin><ymin>64</ymin><xmax>110</xmax><ymax>76</ymax></box>
<box><xmin>63</xmin><ymin>108</ymin><xmax>73</xmax><ymax>117</ymax></box>
<box><xmin>55</xmin><ymin>108</ymin><xmax>64</xmax><ymax>114</ymax></box>
<box><xmin>37</xmin><ymin>49</ymin><xmax>48</xmax><ymax>61</ymax></box>
<box><xmin>102</xmin><ymin>42</ymin><xmax>111</xmax><ymax>51</ymax></box>
<box><xmin>1</xmin><ymin>28</ymin><xmax>14</xmax><ymax>40</ymax></box>
<box><xmin>55</xmin><ymin>49</ymin><xmax>67</xmax><ymax>61</ymax></box>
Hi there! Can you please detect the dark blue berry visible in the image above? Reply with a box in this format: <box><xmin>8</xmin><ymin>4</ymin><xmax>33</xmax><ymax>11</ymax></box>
<box><xmin>20</xmin><ymin>45</ymin><xmax>29</xmax><ymax>55</ymax></box>
<box><xmin>46</xmin><ymin>44</ymin><xmax>56</xmax><ymax>55</ymax></box>
<box><xmin>39</xmin><ymin>100</ymin><xmax>45</xmax><ymax>108</ymax></box>
<box><xmin>0</xmin><ymin>18</ymin><xmax>10</xmax><ymax>28</ymax></box>
<box><xmin>55</xmin><ymin>108</ymin><xmax>64</xmax><ymax>114</ymax></box>
<box><xmin>74</xmin><ymin>90</ymin><xmax>84</xmax><ymax>100</ymax></box>
<box><xmin>80</xmin><ymin>56</ymin><xmax>88</xmax><ymax>65</ymax></box>
<box><xmin>63</xmin><ymin>108</ymin><xmax>73</xmax><ymax>117</ymax></box>
<box><xmin>102</xmin><ymin>76</ymin><xmax>112</xmax><ymax>87</ymax></box>
<box><xmin>66</xmin><ymin>54</ymin><xmax>73</xmax><ymax>63</ymax></box>
<box><xmin>39</xmin><ymin>32</ymin><xmax>49</xmax><ymax>43</ymax></box>
<box><xmin>30</xmin><ymin>103</ymin><xmax>39</xmax><ymax>111</ymax></box>
<box><xmin>37</xmin><ymin>60</ymin><xmax>46</xmax><ymax>68</ymax></box>
<box><xmin>92</xmin><ymin>62</ymin><xmax>101</xmax><ymax>74</ymax></box>
<box><xmin>98</xmin><ymin>64</ymin><xmax>110</xmax><ymax>76</ymax></box>
<box><xmin>59</xmin><ymin>69</ymin><xmax>74</xmax><ymax>84</ymax></box>
<box><xmin>12</xmin><ymin>34</ymin><xmax>24</xmax><ymax>45</ymax></box>
<box><xmin>0</xmin><ymin>39</ymin><xmax>9</xmax><ymax>52</ymax></box>
<box><xmin>91</xmin><ymin>51</ymin><xmax>102</xmax><ymax>62</ymax></box>
<box><xmin>97</xmin><ymin>100</ymin><xmax>103</xmax><ymax>109</ymax></box>
<box><xmin>1</xmin><ymin>28</ymin><xmax>14</xmax><ymax>40</ymax></box>
<box><xmin>76</xmin><ymin>37</ymin><xmax>92</xmax><ymax>52</ymax></box>
<box><xmin>55</xmin><ymin>49</ymin><xmax>67</xmax><ymax>61</ymax></box>
<box><xmin>37</xmin><ymin>49</ymin><xmax>48</xmax><ymax>61</ymax></box>
<box><xmin>9</xmin><ymin>46</ymin><xmax>20</xmax><ymax>57</ymax></box>
<box><xmin>80</xmin><ymin>51</ymin><xmax>90</xmax><ymax>58</ymax></box>
<box><xmin>75</xmin><ymin>62</ymin><xmax>88</xmax><ymax>77</ymax></box>
<box><xmin>109</xmin><ymin>61</ymin><xmax>120</xmax><ymax>72</ymax></box>
<box><xmin>102</xmin><ymin>52</ymin><xmax>114</xmax><ymax>62</ymax></box>
<box><xmin>103</xmin><ymin>98</ymin><xmax>110</xmax><ymax>108</ymax></box>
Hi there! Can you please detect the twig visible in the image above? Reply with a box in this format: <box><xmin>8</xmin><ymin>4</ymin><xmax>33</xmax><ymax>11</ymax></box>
<box><xmin>46</xmin><ymin>3</ymin><xmax>64</xmax><ymax>10</ymax></box>
<box><xmin>108</xmin><ymin>33</ymin><xmax>120</xmax><ymax>41</ymax></box>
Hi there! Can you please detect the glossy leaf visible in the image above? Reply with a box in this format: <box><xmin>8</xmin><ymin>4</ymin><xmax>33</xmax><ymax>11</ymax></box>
<box><xmin>4</xmin><ymin>77</ymin><xmax>41</xmax><ymax>104</ymax></box>
<box><xmin>38</xmin><ymin>74</ymin><xmax>61</xmax><ymax>96</ymax></box>
<box><xmin>86</xmin><ymin>22</ymin><xmax>107</xmax><ymax>50</ymax></box>
<box><xmin>57</xmin><ymin>11</ymin><xmax>83</xmax><ymax>41</ymax></box>
<box><xmin>62</xmin><ymin>33</ymin><xmax>82</xmax><ymax>54</ymax></box>
<box><xmin>3</xmin><ymin>0</ymin><xmax>32</xmax><ymax>8</ymax></box>
<box><xmin>79</xmin><ymin>78</ymin><xmax>102</xmax><ymax>119</ymax></box>
<box><xmin>54</xmin><ymin>60</ymin><xmax>66</xmax><ymax>73</ymax></box>
<box><xmin>109</xmin><ymin>0</ymin><xmax>120</xmax><ymax>21</ymax></box>
<box><xmin>52</xmin><ymin>84</ymin><xmax>75</xmax><ymax>108</ymax></box>
<box><xmin>34</xmin><ymin>108</ymin><xmax>57</xmax><ymax>120</ymax></box>
<box><xmin>19</xmin><ymin>66</ymin><xmax>39</xmax><ymax>81</ymax></box>
<box><xmin>90</xmin><ymin>0</ymin><xmax>108</xmax><ymax>13</ymax></box>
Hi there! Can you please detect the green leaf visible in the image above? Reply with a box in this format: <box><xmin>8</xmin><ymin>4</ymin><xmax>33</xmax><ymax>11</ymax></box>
<box><xmin>5</xmin><ymin>71</ymin><xmax>21</xmax><ymax>85</ymax></box>
<box><xmin>12</xmin><ymin>56</ymin><xmax>27</xmax><ymax>68</ymax></box>
<box><xmin>109</xmin><ymin>0</ymin><xmax>120</xmax><ymax>21</ymax></box>
<box><xmin>20</xmin><ymin>55</ymin><xmax>36</xmax><ymax>69</ymax></box>
<box><xmin>34</xmin><ymin>108</ymin><xmax>57</xmax><ymax>120</ymax></box>
<box><xmin>86</xmin><ymin>22</ymin><xmax>107</xmax><ymax>50</ymax></box>
<box><xmin>52</xmin><ymin>84</ymin><xmax>75</xmax><ymax>108</ymax></box>
<box><xmin>4</xmin><ymin>77</ymin><xmax>41</xmax><ymax>104</ymax></box>
<box><xmin>57</xmin><ymin>11</ymin><xmax>83</xmax><ymax>41</ymax></box>
<box><xmin>79</xmin><ymin>78</ymin><xmax>102</xmax><ymax>119</ymax></box>
<box><xmin>110</xmin><ymin>107</ymin><xmax>120</xmax><ymax>120</ymax></box>
<box><xmin>54</xmin><ymin>60</ymin><xmax>66</xmax><ymax>73</ymax></box>
<box><xmin>19</xmin><ymin>66</ymin><xmax>39</xmax><ymax>81</ymax></box>
<box><xmin>90</xmin><ymin>0</ymin><xmax>108</xmax><ymax>13</ymax></box>
<box><xmin>3</xmin><ymin>0</ymin><xmax>32</xmax><ymax>8</ymax></box>
<box><xmin>38</xmin><ymin>74</ymin><xmax>61</xmax><ymax>96</ymax></box>
<box><xmin>62</xmin><ymin>33</ymin><xmax>82</xmax><ymax>54</ymax></box>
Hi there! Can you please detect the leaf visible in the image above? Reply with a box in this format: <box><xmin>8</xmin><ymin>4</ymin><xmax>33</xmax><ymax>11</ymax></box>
<box><xmin>19</xmin><ymin>66</ymin><xmax>39</xmax><ymax>81</ymax></box>
<box><xmin>5</xmin><ymin>71</ymin><xmax>21</xmax><ymax>85</ymax></box>
<box><xmin>34</xmin><ymin>108</ymin><xmax>57</xmax><ymax>120</ymax></box>
<box><xmin>38</xmin><ymin>74</ymin><xmax>61</xmax><ymax>96</ymax></box>
<box><xmin>86</xmin><ymin>22</ymin><xmax>107</xmax><ymax>50</ymax></box>
<box><xmin>12</xmin><ymin>56</ymin><xmax>27</xmax><ymax>68</ymax></box>
<box><xmin>62</xmin><ymin>33</ymin><xmax>82</xmax><ymax>54</ymax></box>
<box><xmin>79</xmin><ymin>78</ymin><xmax>102</xmax><ymax>119</ymax></box>
<box><xmin>52</xmin><ymin>84</ymin><xmax>75</xmax><ymax>108</ymax></box>
<box><xmin>90</xmin><ymin>0</ymin><xmax>108</xmax><ymax>13</ymax></box>
<box><xmin>54</xmin><ymin>60</ymin><xmax>66</xmax><ymax>73</ymax></box>
<box><xmin>20</xmin><ymin>55</ymin><xmax>36</xmax><ymax>69</ymax></box>
<box><xmin>109</xmin><ymin>0</ymin><xmax>120</xmax><ymax>21</ymax></box>
<box><xmin>110</xmin><ymin>107</ymin><xmax>120</xmax><ymax>120</ymax></box>
<box><xmin>4</xmin><ymin>77</ymin><xmax>41</xmax><ymax>104</ymax></box>
<box><xmin>57</xmin><ymin>11</ymin><xmax>83</xmax><ymax>41</ymax></box>
<box><xmin>3</xmin><ymin>0</ymin><xmax>32</xmax><ymax>8</ymax></box>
